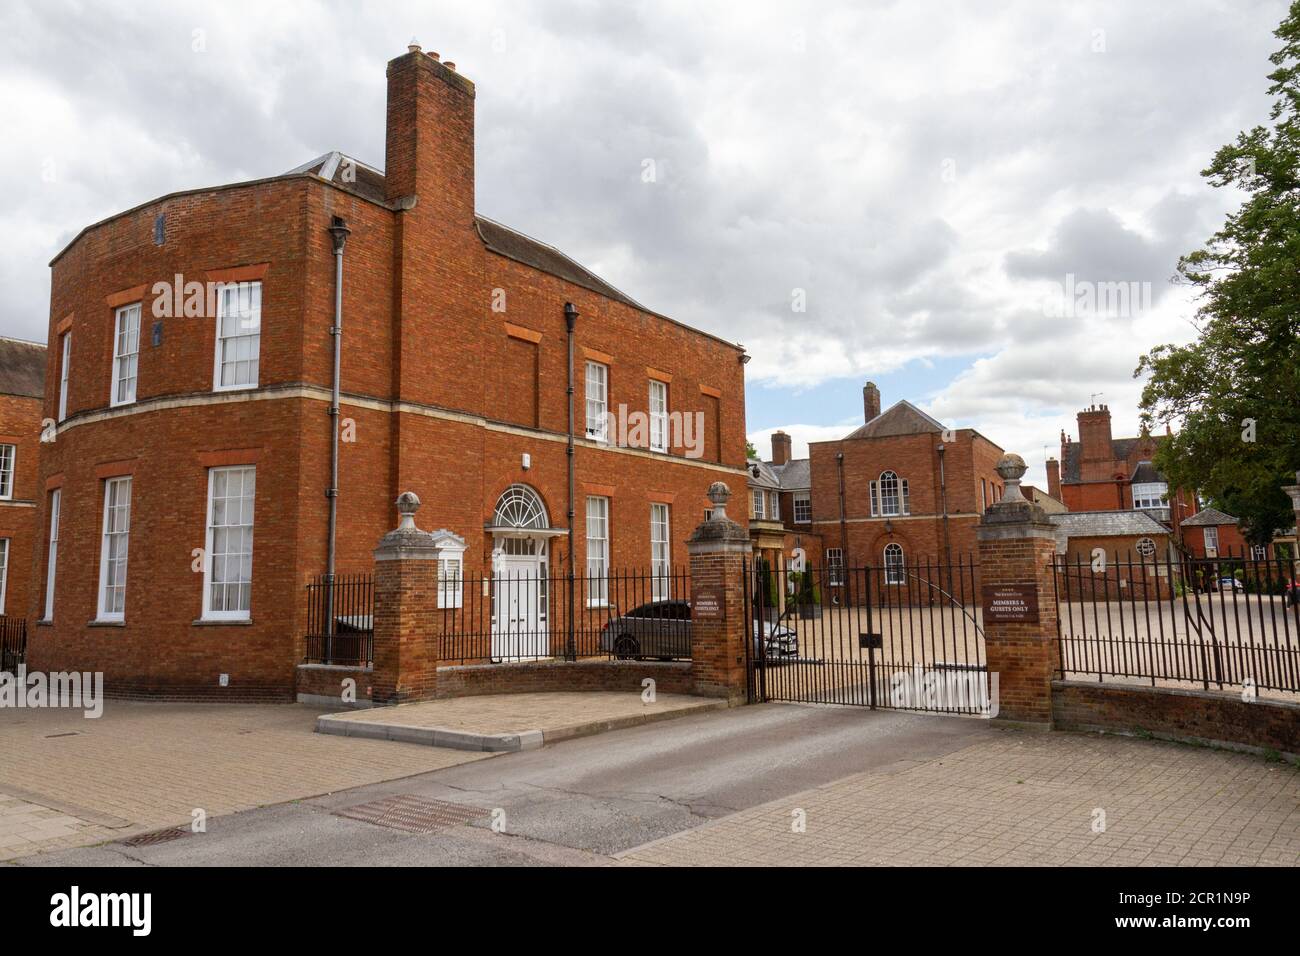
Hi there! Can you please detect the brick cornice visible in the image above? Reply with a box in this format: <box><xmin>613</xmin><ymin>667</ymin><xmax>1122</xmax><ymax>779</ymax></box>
<box><xmin>105</xmin><ymin>284</ymin><xmax>149</xmax><ymax>309</ymax></box>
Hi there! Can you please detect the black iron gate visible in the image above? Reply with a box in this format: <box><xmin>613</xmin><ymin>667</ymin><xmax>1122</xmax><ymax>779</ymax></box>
<box><xmin>0</xmin><ymin>616</ymin><xmax>27</xmax><ymax>674</ymax></box>
<box><xmin>745</xmin><ymin>558</ymin><xmax>991</xmax><ymax>715</ymax></box>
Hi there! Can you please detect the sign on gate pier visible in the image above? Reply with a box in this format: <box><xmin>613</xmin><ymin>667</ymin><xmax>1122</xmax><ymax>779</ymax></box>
<box><xmin>694</xmin><ymin>587</ymin><xmax>725</xmax><ymax>619</ymax></box>
<box><xmin>981</xmin><ymin>583</ymin><xmax>1039</xmax><ymax>623</ymax></box>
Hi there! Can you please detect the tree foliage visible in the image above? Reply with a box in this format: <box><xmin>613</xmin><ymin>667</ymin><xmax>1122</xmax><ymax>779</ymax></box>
<box><xmin>1137</xmin><ymin>2</ymin><xmax>1300</xmax><ymax>543</ymax></box>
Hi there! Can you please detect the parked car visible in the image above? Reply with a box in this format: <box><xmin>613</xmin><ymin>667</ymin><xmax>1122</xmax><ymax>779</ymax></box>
<box><xmin>1216</xmin><ymin>576</ymin><xmax>1245</xmax><ymax>593</ymax></box>
<box><xmin>599</xmin><ymin>599</ymin><xmax>799</xmax><ymax>661</ymax></box>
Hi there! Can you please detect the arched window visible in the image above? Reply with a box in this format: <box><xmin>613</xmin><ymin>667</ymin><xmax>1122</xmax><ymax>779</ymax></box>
<box><xmin>883</xmin><ymin>542</ymin><xmax>905</xmax><ymax>585</ymax></box>
<box><xmin>871</xmin><ymin>471</ymin><xmax>910</xmax><ymax>517</ymax></box>
<box><xmin>1135</xmin><ymin>537</ymin><xmax>1156</xmax><ymax>559</ymax></box>
<box><xmin>493</xmin><ymin>484</ymin><xmax>548</xmax><ymax>529</ymax></box>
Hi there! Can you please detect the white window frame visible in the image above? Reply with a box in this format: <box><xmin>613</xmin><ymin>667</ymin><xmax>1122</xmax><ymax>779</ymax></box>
<box><xmin>43</xmin><ymin>489</ymin><xmax>59</xmax><ymax>621</ymax></box>
<box><xmin>826</xmin><ymin>548</ymin><xmax>844</xmax><ymax>586</ymax></box>
<box><xmin>651</xmin><ymin>503</ymin><xmax>671</xmax><ymax>600</ymax></box>
<box><xmin>1250</xmin><ymin>544</ymin><xmax>1267</xmax><ymax>562</ymax></box>
<box><xmin>96</xmin><ymin>476</ymin><xmax>132</xmax><ymax>622</ymax></box>
<box><xmin>752</xmin><ymin>489</ymin><xmax>765</xmax><ymax>520</ymax></box>
<box><xmin>0</xmin><ymin>537</ymin><xmax>8</xmax><ymax>616</ymax></box>
<box><xmin>213</xmin><ymin>281</ymin><xmax>262</xmax><ymax>392</ymax></box>
<box><xmin>1132</xmin><ymin>482</ymin><xmax>1168</xmax><ymax>510</ymax></box>
<box><xmin>884</xmin><ymin>543</ymin><xmax>905</xmax><ymax>585</ymax></box>
<box><xmin>586</xmin><ymin>496</ymin><xmax>609</xmax><ymax>606</ymax></box>
<box><xmin>878</xmin><ymin>471</ymin><xmax>901</xmax><ymax>516</ymax></box>
<box><xmin>1203</xmin><ymin>526</ymin><xmax>1219</xmax><ymax>555</ymax></box>
<box><xmin>202</xmin><ymin>465</ymin><xmax>256</xmax><ymax>621</ymax></box>
<box><xmin>584</xmin><ymin>361</ymin><xmax>609</xmax><ymax>442</ymax></box>
<box><xmin>111</xmin><ymin>302</ymin><xmax>141</xmax><ymax>407</ymax></box>
<box><xmin>438</xmin><ymin>553</ymin><xmax>464</xmax><ymax>609</ymax></box>
<box><xmin>793</xmin><ymin>493</ymin><xmax>811</xmax><ymax>523</ymax></box>
<box><xmin>980</xmin><ymin>479</ymin><xmax>988</xmax><ymax>514</ymax></box>
<box><xmin>770</xmin><ymin>491</ymin><xmax>780</xmax><ymax>521</ymax></box>
<box><xmin>58</xmin><ymin>331</ymin><xmax>71</xmax><ymax>421</ymax></box>
<box><xmin>0</xmin><ymin>443</ymin><xmax>13</xmax><ymax>500</ymax></box>
<box><xmin>648</xmin><ymin>379</ymin><xmax>668</xmax><ymax>452</ymax></box>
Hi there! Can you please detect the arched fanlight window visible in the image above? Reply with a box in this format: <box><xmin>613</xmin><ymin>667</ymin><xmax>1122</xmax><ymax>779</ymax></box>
<box><xmin>1135</xmin><ymin>537</ymin><xmax>1157</xmax><ymax>559</ymax></box>
<box><xmin>883</xmin><ymin>542</ymin><xmax>905</xmax><ymax>584</ymax></box>
<box><xmin>493</xmin><ymin>484</ymin><xmax>549</xmax><ymax>529</ymax></box>
<box><xmin>873</xmin><ymin>471</ymin><xmax>908</xmax><ymax>516</ymax></box>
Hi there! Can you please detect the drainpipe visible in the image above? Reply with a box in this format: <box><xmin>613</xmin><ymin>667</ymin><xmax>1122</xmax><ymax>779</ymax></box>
<box><xmin>836</xmin><ymin>451</ymin><xmax>848</xmax><ymax>600</ymax></box>
<box><xmin>324</xmin><ymin>215</ymin><xmax>351</xmax><ymax>654</ymax></box>
<box><xmin>937</xmin><ymin>442</ymin><xmax>953</xmax><ymax>599</ymax></box>
<box><xmin>564</xmin><ymin>302</ymin><xmax>578</xmax><ymax>662</ymax></box>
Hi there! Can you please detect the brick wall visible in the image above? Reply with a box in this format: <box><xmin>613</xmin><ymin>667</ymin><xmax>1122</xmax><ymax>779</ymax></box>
<box><xmin>1053</xmin><ymin>680</ymin><xmax>1300</xmax><ymax>758</ymax></box>
<box><xmin>0</xmin><ymin>392</ymin><xmax>42</xmax><ymax>620</ymax></box>
<box><xmin>436</xmin><ymin>659</ymin><xmax>693</xmax><ymax>698</ymax></box>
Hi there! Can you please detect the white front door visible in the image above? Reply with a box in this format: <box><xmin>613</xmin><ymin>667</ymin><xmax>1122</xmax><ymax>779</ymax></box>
<box><xmin>492</xmin><ymin>541</ymin><xmax>548</xmax><ymax>659</ymax></box>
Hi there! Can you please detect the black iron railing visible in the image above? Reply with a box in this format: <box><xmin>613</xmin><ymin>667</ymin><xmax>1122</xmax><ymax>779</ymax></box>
<box><xmin>0</xmin><ymin>615</ymin><xmax>27</xmax><ymax>674</ymax></box>
<box><xmin>1054</xmin><ymin>548</ymin><xmax>1300</xmax><ymax>696</ymax></box>
<box><xmin>439</xmin><ymin>566</ymin><xmax>691</xmax><ymax>664</ymax></box>
<box><xmin>303</xmin><ymin>573</ymin><xmax>374</xmax><ymax>666</ymax></box>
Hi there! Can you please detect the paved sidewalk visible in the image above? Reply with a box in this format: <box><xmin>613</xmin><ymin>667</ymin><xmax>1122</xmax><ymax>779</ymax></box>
<box><xmin>0</xmin><ymin>702</ymin><xmax>491</xmax><ymax>862</ymax></box>
<box><xmin>318</xmin><ymin>691</ymin><xmax>726</xmax><ymax>750</ymax></box>
<box><xmin>618</xmin><ymin>731</ymin><xmax>1300</xmax><ymax>866</ymax></box>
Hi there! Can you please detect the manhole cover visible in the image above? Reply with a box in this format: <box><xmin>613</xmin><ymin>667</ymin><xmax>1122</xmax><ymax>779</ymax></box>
<box><xmin>120</xmin><ymin>827</ymin><xmax>190</xmax><ymax>847</ymax></box>
<box><xmin>334</xmin><ymin>795</ymin><xmax>486</xmax><ymax>834</ymax></box>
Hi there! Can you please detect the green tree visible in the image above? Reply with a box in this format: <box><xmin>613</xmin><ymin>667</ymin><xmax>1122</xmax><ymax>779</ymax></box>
<box><xmin>745</xmin><ymin>440</ymin><xmax>758</xmax><ymax>460</ymax></box>
<box><xmin>1137</xmin><ymin>3</ymin><xmax>1300</xmax><ymax>545</ymax></box>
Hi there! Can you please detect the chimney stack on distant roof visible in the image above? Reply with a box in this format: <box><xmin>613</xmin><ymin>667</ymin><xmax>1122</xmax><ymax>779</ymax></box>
<box><xmin>863</xmin><ymin>381</ymin><xmax>881</xmax><ymax>423</ymax></box>
<box><xmin>771</xmin><ymin>430</ymin><xmax>792</xmax><ymax>466</ymax></box>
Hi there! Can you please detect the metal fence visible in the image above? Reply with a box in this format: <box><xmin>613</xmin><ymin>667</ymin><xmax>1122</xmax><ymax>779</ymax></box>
<box><xmin>303</xmin><ymin>573</ymin><xmax>374</xmax><ymax>666</ymax></box>
<box><xmin>0</xmin><ymin>615</ymin><xmax>26</xmax><ymax>674</ymax></box>
<box><xmin>1054</xmin><ymin>549</ymin><xmax>1300</xmax><ymax>696</ymax></box>
<box><xmin>747</xmin><ymin>557</ymin><xmax>992</xmax><ymax>714</ymax></box>
<box><xmin>439</xmin><ymin>566</ymin><xmax>691</xmax><ymax>664</ymax></box>
<box><xmin>302</xmin><ymin>567</ymin><xmax>693</xmax><ymax>666</ymax></box>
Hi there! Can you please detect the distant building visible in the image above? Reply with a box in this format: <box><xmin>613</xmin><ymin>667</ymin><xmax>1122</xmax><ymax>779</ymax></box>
<box><xmin>746</xmin><ymin>431</ymin><xmax>824</xmax><ymax>611</ymax></box>
<box><xmin>0</xmin><ymin>337</ymin><xmax>45</xmax><ymax>621</ymax></box>
<box><xmin>807</xmin><ymin>382</ymin><xmax>1005</xmax><ymax>592</ymax></box>
<box><xmin>1049</xmin><ymin>509</ymin><xmax>1174</xmax><ymax>598</ymax></box>
<box><xmin>1046</xmin><ymin>402</ymin><xmax>1198</xmax><ymax>540</ymax></box>
<box><xmin>1022</xmin><ymin>483</ymin><xmax>1066</xmax><ymax>514</ymax></box>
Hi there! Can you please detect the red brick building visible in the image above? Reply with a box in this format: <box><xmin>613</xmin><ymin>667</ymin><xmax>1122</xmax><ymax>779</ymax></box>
<box><xmin>746</xmin><ymin>431</ymin><xmax>825</xmax><ymax>610</ymax></box>
<box><xmin>28</xmin><ymin>47</ymin><xmax>748</xmax><ymax>698</ymax></box>
<box><xmin>0</xmin><ymin>337</ymin><xmax>46</xmax><ymax>622</ymax></box>
<box><xmin>807</xmin><ymin>383</ymin><xmax>1006</xmax><ymax>591</ymax></box>
<box><xmin>1046</xmin><ymin>403</ymin><xmax>1198</xmax><ymax>540</ymax></box>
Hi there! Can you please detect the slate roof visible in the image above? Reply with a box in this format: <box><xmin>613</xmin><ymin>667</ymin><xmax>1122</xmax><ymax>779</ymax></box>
<box><xmin>0</xmin><ymin>336</ymin><xmax>46</xmax><ymax>398</ymax></box>
<box><xmin>746</xmin><ymin>458</ymin><xmax>781</xmax><ymax>490</ymax></box>
<box><xmin>1049</xmin><ymin>510</ymin><xmax>1171</xmax><ymax>539</ymax></box>
<box><xmin>286</xmin><ymin>153</ymin><xmax>651</xmax><ymax>314</ymax></box>
<box><xmin>845</xmin><ymin>400</ymin><xmax>945</xmax><ymax>440</ymax></box>
<box><xmin>747</xmin><ymin>456</ymin><xmax>811</xmax><ymax>492</ymax></box>
<box><xmin>1181</xmin><ymin>507</ymin><xmax>1238</xmax><ymax>528</ymax></box>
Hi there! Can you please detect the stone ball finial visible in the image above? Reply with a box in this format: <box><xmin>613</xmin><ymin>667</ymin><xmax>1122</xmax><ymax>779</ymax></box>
<box><xmin>395</xmin><ymin>491</ymin><xmax>421</xmax><ymax>530</ymax></box>
<box><xmin>707</xmin><ymin>481</ymin><xmax>731</xmax><ymax>519</ymax></box>
<box><xmin>995</xmin><ymin>453</ymin><xmax>1027</xmax><ymax>503</ymax></box>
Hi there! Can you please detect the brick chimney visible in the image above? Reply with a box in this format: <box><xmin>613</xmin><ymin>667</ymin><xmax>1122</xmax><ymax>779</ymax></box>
<box><xmin>385</xmin><ymin>45</ymin><xmax>476</xmax><ymax>225</ymax></box>
<box><xmin>863</xmin><ymin>381</ymin><xmax>881</xmax><ymax>423</ymax></box>
<box><xmin>1046</xmin><ymin>457</ymin><xmax>1061</xmax><ymax>499</ymax></box>
<box><xmin>771</xmin><ymin>430</ymin><xmax>792</xmax><ymax>465</ymax></box>
<box><xmin>1077</xmin><ymin>404</ymin><xmax>1113</xmax><ymax>462</ymax></box>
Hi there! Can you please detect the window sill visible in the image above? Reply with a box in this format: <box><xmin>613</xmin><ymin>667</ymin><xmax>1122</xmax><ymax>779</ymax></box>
<box><xmin>87</xmin><ymin>619</ymin><xmax>125</xmax><ymax>628</ymax></box>
<box><xmin>37</xmin><ymin>619</ymin><xmax>53</xmax><ymax>627</ymax></box>
<box><xmin>193</xmin><ymin>618</ymin><xmax>254</xmax><ymax>626</ymax></box>
<box><xmin>586</xmin><ymin>601</ymin><xmax>611</xmax><ymax>609</ymax></box>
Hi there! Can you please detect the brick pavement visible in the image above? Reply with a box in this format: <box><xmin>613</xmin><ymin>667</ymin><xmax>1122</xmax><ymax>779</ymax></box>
<box><xmin>618</xmin><ymin>730</ymin><xmax>1300</xmax><ymax>866</ymax></box>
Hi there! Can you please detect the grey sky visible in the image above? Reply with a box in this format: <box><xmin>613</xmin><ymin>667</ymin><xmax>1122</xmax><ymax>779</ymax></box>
<box><xmin>0</xmin><ymin>0</ymin><xmax>1286</xmax><ymax>482</ymax></box>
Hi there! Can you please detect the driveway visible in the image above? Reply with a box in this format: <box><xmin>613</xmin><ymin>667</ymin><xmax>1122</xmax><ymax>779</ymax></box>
<box><xmin>0</xmin><ymin>702</ymin><xmax>491</xmax><ymax>860</ymax></box>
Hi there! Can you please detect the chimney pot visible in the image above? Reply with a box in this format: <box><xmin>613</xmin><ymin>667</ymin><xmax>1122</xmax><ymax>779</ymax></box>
<box><xmin>445</xmin><ymin>61</ymin><xmax>456</xmax><ymax>71</ymax></box>
<box><xmin>408</xmin><ymin>39</ymin><xmax>421</xmax><ymax>53</ymax></box>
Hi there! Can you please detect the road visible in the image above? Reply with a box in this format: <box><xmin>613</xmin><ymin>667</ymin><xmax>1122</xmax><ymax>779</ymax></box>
<box><xmin>12</xmin><ymin>703</ymin><xmax>991</xmax><ymax>866</ymax></box>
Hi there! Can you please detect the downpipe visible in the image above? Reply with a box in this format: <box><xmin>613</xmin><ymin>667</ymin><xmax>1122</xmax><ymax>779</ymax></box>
<box><xmin>324</xmin><ymin>215</ymin><xmax>351</xmax><ymax>655</ymax></box>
